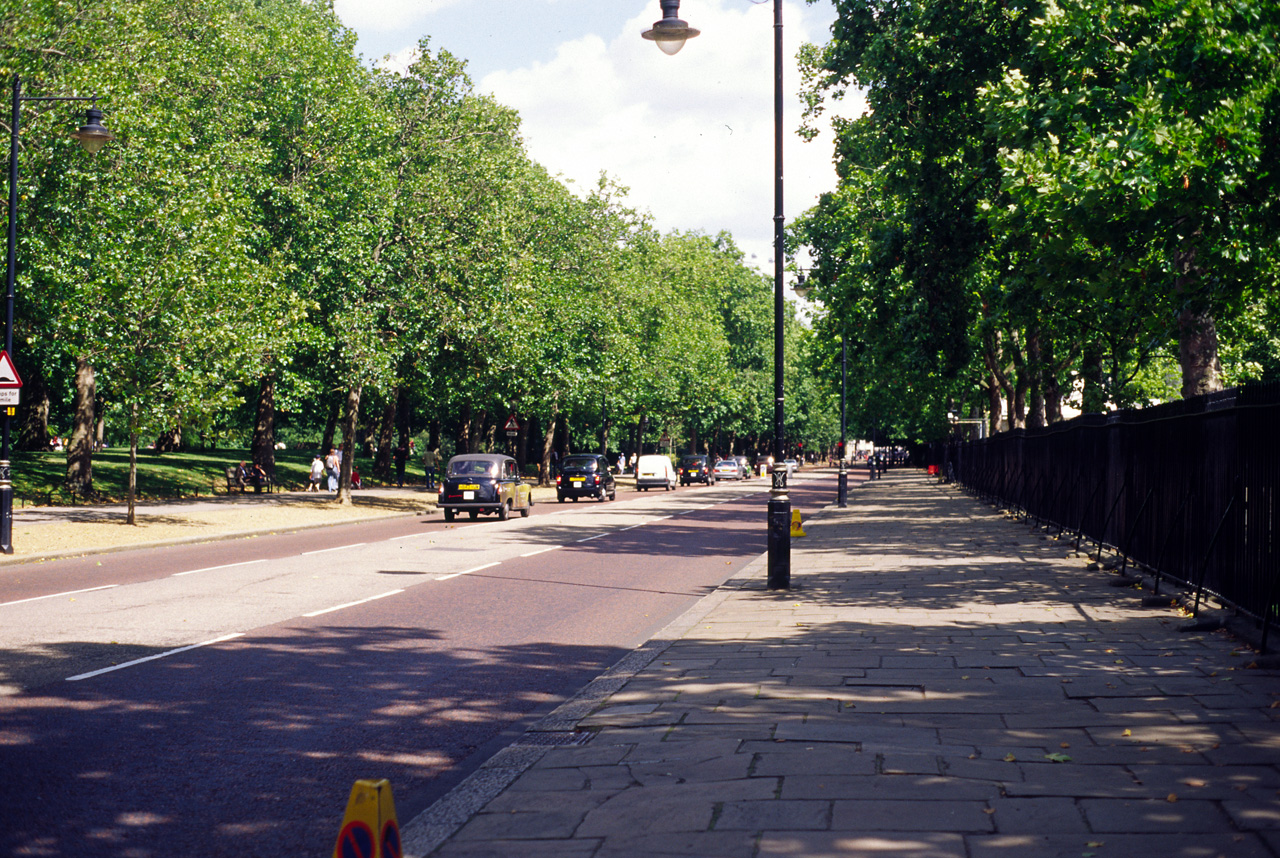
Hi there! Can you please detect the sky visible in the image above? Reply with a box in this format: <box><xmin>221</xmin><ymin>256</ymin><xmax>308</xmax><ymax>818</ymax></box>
<box><xmin>330</xmin><ymin>0</ymin><xmax>863</xmax><ymax>280</ymax></box>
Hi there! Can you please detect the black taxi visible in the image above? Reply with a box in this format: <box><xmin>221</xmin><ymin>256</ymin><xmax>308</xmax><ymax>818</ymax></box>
<box><xmin>556</xmin><ymin>453</ymin><xmax>617</xmax><ymax>502</ymax></box>
<box><xmin>679</xmin><ymin>454</ymin><xmax>716</xmax><ymax>486</ymax></box>
<box><xmin>440</xmin><ymin>454</ymin><xmax>533</xmax><ymax>522</ymax></box>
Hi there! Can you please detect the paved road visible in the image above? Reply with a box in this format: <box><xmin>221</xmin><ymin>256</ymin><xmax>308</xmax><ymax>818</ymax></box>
<box><xmin>0</xmin><ymin>469</ymin><xmax>844</xmax><ymax>857</ymax></box>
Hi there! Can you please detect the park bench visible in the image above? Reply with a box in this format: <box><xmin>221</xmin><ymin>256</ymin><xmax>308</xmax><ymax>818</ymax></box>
<box><xmin>225</xmin><ymin>465</ymin><xmax>273</xmax><ymax>494</ymax></box>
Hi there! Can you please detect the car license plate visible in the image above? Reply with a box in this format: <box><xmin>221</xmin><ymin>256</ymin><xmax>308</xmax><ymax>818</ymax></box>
<box><xmin>571</xmin><ymin>478</ymin><xmax>584</xmax><ymax>483</ymax></box>
<box><xmin>459</xmin><ymin>483</ymin><xmax>480</xmax><ymax>490</ymax></box>
<box><xmin>463</xmin><ymin>490</ymin><xmax>475</xmax><ymax>500</ymax></box>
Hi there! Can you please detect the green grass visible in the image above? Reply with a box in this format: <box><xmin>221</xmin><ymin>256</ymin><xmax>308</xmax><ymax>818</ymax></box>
<box><xmin>11</xmin><ymin>449</ymin><xmax>393</xmax><ymax>506</ymax></box>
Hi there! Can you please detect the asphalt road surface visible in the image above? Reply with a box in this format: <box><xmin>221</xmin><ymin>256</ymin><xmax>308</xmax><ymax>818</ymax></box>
<box><xmin>0</xmin><ymin>470</ymin><xmax>845</xmax><ymax>857</ymax></box>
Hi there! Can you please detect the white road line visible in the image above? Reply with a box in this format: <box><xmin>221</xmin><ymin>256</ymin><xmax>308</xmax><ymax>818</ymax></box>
<box><xmin>388</xmin><ymin>532</ymin><xmax>431</xmax><ymax>541</ymax></box>
<box><xmin>302</xmin><ymin>589</ymin><xmax>404</xmax><ymax>617</ymax></box>
<box><xmin>438</xmin><ymin>562</ymin><xmax>500</xmax><ymax>581</ymax></box>
<box><xmin>575</xmin><ymin>534</ymin><xmax>607</xmax><ymax>543</ymax></box>
<box><xmin>520</xmin><ymin>546</ymin><xmax>562</xmax><ymax>557</ymax></box>
<box><xmin>66</xmin><ymin>632</ymin><xmax>246</xmax><ymax>682</ymax></box>
<box><xmin>172</xmin><ymin>559</ymin><xmax>267</xmax><ymax>577</ymax></box>
<box><xmin>1</xmin><ymin>584</ymin><xmax>118</xmax><ymax>607</ymax></box>
<box><xmin>301</xmin><ymin>542</ymin><xmax>367</xmax><ymax>556</ymax></box>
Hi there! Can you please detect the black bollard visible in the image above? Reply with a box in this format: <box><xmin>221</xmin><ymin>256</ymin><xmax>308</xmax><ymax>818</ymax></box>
<box><xmin>838</xmin><ymin>459</ymin><xmax>848</xmax><ymax>507</ymax></box>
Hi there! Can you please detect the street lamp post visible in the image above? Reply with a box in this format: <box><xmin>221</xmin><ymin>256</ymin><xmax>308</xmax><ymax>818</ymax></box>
<box><xmin>838</xmin><ymin>337</ymin><xmax>848</xmax><ymax>507</ymax></box>
<box><xmin>644</xmin><ymin>0</ymin><xmax>790</xmax><ymax>588</ymax></box>
<box><xmin>3</xmin><ymin>75</ymin><xmax>113</xmax><ymax>553</ymax></box>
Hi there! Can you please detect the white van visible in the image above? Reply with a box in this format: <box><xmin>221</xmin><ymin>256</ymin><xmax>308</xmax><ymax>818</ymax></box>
<box><xmin>635</xmin><ymin>454</ymin><xmax>678</xmax><ymax>491</ymax></box>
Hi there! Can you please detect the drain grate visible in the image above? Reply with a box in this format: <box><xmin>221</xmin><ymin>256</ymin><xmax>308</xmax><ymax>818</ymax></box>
<box><xmin>514</xmin><ymin>730</ymin><xmax>595</xmax><ymax>748</ymax></box>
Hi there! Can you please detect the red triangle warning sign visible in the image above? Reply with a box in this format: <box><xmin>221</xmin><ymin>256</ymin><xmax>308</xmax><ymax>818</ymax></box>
<box><xmin>0</xmin><ymin>351</ymin><xmax>22</xmax><ymax>389</ymax></box>
<box><xmin>504</xmin><ymin>415</ymin><xmax>520</xmax><ymax>432</ymax></box>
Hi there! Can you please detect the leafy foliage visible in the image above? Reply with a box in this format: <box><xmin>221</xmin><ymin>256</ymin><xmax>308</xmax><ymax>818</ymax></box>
<box><xmin>793</xmin><ymin>0</ymin><xmax>1280</xmax><ymax>442</ymax></box>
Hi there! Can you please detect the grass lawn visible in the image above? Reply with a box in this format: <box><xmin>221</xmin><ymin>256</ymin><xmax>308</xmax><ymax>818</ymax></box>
<box><xmin>12</xmin><ymin>449</ymin><xmax>399</xmax><ymax>506</ymax></box>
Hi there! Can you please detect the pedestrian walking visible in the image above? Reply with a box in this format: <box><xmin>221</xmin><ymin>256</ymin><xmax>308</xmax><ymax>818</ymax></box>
<box><xmin>325</xmin><ymin>448</ymin><xmax>339</xmax><ymax>492</ymax></box>
<box><xmin>423</xmin><ymin>446</ymin><xmax>438</xmax><ymax>491</ymax></box>
<box><xmin>308</xmin><ymin>454</ymin><xmax>324</xmax><ymax>492</ymax></box>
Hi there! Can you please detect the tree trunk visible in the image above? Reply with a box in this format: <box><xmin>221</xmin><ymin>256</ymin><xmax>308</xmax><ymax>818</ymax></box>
<box><xmin>1174</xmin><ymin>239</ymin><xmax>1223</xmax><ymax>399</ymax></box>
<box><xmin>1025</xmin><ymin>331</ymin><xmax>1046</xmax><ymax>429</ymax></box>
<box><xmin>457</xmin><ymin>404</ymin><xmax>472</xmax><ymax>455</ymax></box>
<box><xmin>471</xmin><ymin>410</ymin><xmax>487</xmax><ymax>454</ymax></box>
<box><xmin>373</xmin><ymin>389</ymin><xmax>396</xmax><ymax>479</ymax></box>
<box><xmin>540</xmin><ymin>403</ymin><xmax>558</xmax><ymax>487</ymax></box>
<box><xmin>251</xmin><ymin>371</ymin><xmax>276</xmax><ymax>471</ymax></box>
<box><xmin>127</xmin><ymin>404</ymin><xmax>139</xmax><ymax>525</ymax></box>
<box><xmin>1044</xmin><ymin>371</ymin><xmax>1064</xmax><ymax>424</ymax></box>
<box><xmin>66</xmin><ymin>359</ymin><xmax>96</xmax><ymax>495</ymax></box>
<box><xmin>986</xmin><ymin>374</ymin><xmax>1002</xmax><ymax>436</ymax></box>
<box><xmin>18</xmin><ymin>370</ymin><xmax>50</xmax><ymax>452</ymax></box>
<box><xmin>321</xmin><ymin>397</ymin><xmax>339</xmax><ymax>454</ymax></box>
<box><xmin>335</xmin><ymin>384</ymin><xmax>361</xmax><ymax>506</ymax></box>
<box><xmin>1178</xmin><ymin>305</ymin><xmax>1224</xmax><ymax>399</ymax></box>
<box><xmin>1081</xmin><ymin>345</ymin><xmax>1106</xmax><ymax>413</ymax></box>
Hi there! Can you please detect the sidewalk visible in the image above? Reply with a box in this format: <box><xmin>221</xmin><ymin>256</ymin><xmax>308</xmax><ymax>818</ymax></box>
<box><xmin>403</xmin><ymin>471</ymin><xmax>1280</xmax><ymax>858</ymax></box>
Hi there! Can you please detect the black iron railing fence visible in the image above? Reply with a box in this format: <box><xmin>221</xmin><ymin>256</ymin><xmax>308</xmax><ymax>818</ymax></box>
<box><xmin>931</xmin><ymin>382</ymin><xmax>1279</xmax><ymax>651</ymax></box>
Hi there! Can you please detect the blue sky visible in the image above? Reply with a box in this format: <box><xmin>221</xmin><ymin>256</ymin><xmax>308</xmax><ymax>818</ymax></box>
<box><xmin>333</xmin><ymin>1</ymin><xmax>859</xmax><ymax>275</ymax></box>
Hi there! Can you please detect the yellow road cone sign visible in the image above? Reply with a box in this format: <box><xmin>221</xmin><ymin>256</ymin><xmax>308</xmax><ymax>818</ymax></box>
<box><xmin>790</xmin><ymin>509</ymin><xmax>806</xmax><ymax>537</ymax></box>
<box><xmin>333</xmin><ymin>779</ymin><xmax>401</xmax><ymax>858</ymax></box>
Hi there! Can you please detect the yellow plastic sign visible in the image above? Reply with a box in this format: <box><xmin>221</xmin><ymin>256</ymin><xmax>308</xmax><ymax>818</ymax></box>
<box><xmin>333</xmin><ymin>779</ymin><xmax>401</xmax><ymax>858</ymax></box>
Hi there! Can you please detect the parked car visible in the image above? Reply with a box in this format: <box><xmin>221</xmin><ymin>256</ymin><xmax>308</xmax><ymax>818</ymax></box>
<box><xmin>440</xmin><ymin>453</ymin><xmax>533</xmax><ymax>522</ymax></box>
<box><xmin>713</xmin><ymin>458</ymin><xmax>742</xmax><ymax>481</ymax></box>
<box><xmin>783</xmin><ymin>458</ymin><xmax>799</xmax><ymax>477</ymax></box>
<box><xmin>734</xmin><ymin>455</ymin><xmax>753</xmax><ymax>479</ymax></box>
<box><xmin>635</xmin><ymin>454</ymin><xmax>678</xmax><ymax>491</ymax></box>
<box><xmin>679</xmin><ymin>454</ymin><xmax>715</xmax><ymax>486</ymax></box>
<box><xmin>557</xmin><ymin>453</ymin><xmax>616</xmax><ymax>502</ymax></box>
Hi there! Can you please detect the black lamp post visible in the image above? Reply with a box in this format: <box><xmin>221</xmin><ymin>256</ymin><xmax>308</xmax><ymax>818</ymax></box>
<box><xmin>644</xmin><ymin>0</ymin><xmax>790</xmax><ymax>588</ymax></box>
<box><xmin>837</xmin><ymin>336</ymin><xmax>848</xmax><ymax>506</ymax></box>
<box><xmin>3</xmin><ymin>76</ymin><xmax>113</xmax><ymax>553</ymax></box>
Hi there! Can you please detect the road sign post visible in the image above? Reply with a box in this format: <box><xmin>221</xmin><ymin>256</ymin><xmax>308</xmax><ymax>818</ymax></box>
<box><xmin>0</xmin><ymin>349</ymin><xmax>21</xmax><ymax>555</ymax></box>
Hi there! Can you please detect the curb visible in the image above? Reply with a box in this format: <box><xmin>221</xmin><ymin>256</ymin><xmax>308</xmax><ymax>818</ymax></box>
<box><xmin>399</xmin><ymin>483</ymin><xmax>853</xmax><ymax>857</ymax></box>
<box><xmin>399</xmin><ymin>549</ymin><xmax>772</xmax><ymax>857</ymax></box>
<box><xmin>0</xmin><ymin>505</ymin><xmax>432</xmax><ymax>566</ymax></box>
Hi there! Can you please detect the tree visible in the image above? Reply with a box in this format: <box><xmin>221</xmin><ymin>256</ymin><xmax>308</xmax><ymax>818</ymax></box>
<box><xmin>981</xmin><ymin>0</ymin><xmax>1280</xmax><ymax>398</ymax></box>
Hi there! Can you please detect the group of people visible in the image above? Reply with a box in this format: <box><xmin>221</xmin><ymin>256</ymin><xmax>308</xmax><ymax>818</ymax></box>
<box><xmin>235</xmin><ymin>460</ymin><xmax>270</xmax><ymax>492</ymax></box>
<box><xmin>307</xmin><ymin>448</ymin><xmax>359</xmax><ymax>492</ymax></box>
<box><xmin>304</xmin><ymin>444</ymin><xmax>438</xmax><ymax>492</ymax></box>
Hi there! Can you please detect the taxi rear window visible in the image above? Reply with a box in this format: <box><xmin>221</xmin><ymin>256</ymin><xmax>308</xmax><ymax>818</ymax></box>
<box><xmin>449</xmin><ymin>460</ymin><xmax>496</xmax><ymax>477</ymax></box>
<box><xmin>562</xmin><ymin>456</ymin><xmax>599</xmax><ymax>471</ymax></box>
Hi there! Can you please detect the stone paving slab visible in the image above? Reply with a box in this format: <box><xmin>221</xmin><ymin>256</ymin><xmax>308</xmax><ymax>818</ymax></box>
<box><xmin>405</xmin><ymin>471</ymin><xmax>1280</xmax><ymax>858</ymax></box>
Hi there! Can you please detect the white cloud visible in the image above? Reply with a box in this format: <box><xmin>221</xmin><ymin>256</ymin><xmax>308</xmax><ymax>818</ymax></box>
<box><xmin>476</xmin><ymin>1</ymin><xmax>862</xmax><ymax>272</ymax></box>
<box><xmin>338</xmin><ymin>1</ymin><xmax>866</xmax><ymax>275</ymax></box>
